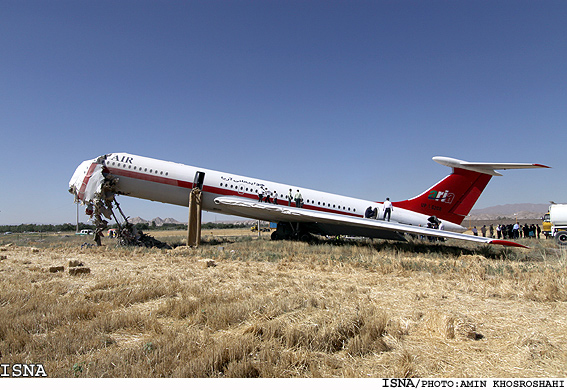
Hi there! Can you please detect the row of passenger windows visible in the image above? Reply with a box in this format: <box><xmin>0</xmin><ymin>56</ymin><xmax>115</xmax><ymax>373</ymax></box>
<box><xmin>219</xmin><ymin>182</ymin><xmax>356</xmax><ymax>212</ymax></box>
<box><xmin>107</xmin><ymin>161</ymin><xmax>169</xmax><ymax>176</ymax></box>
<box><xmin>105</xmin><ymin>162</ymin><xmax>356</xmax><ymax>213</ymax></box>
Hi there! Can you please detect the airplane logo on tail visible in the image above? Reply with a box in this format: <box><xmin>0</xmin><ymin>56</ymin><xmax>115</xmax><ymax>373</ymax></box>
<box><xmin>428</xmin><ymin>190</ymin><xmax>454</xmax><ymax>204</ymax></box>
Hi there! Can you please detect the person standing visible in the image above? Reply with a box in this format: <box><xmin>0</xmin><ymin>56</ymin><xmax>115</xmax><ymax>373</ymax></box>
<box><xmin>294</xmin><ymin>190</ymin><xmax>303</xmax><ymax>208</ymax></box>
<box><xmin>513</xmin><ymin>222</ymin><xmax>520</xmax><ymax>239</ymax></box>
<box><xmin>383</xmin><ymin>198</ymin><xmax>393</xmax><ymax>221</ymax></box>
<box><xmin>287</xmin><ymin>189</ymin><xmax>293</xmax><ymax>206</ymax></box>
<box><xmin>258</xmin><ymin>188</ymin><xmax>264</xmax><ymax>202</ymax></box>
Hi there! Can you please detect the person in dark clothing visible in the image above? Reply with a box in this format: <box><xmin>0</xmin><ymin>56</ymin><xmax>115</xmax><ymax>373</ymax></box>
<box><xmin>427</xmin><ymin>215</ymin><xmax>440</xmax><ymax>229</ymax></box>
<box><xmin>508</xmin><ymin>224</ymin><xmax>514</xmax><ymax>239</ymax></box>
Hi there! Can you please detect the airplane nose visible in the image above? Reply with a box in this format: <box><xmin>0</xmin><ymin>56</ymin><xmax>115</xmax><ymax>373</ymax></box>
<box><xmin>69</xmin><ymin>158</ymin><xmax>101</xmax><ymax>202</ymax></box>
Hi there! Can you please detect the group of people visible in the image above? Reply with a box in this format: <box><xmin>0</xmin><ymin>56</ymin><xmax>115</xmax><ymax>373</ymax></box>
<box><xmin>472</xmin><ymin>223</ymin><xmax>541</xmax><ymax>239</ymax></box>
<box><xmin>258</xmin><ymin>188</ymin><xmax>304</xmax><ymax>208</ymax></box>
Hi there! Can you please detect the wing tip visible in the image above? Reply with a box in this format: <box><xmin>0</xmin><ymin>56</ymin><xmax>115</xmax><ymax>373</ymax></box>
<box><xmin>489</xmin><ymin>239</ymin><xmax>530</xmax><ymax>249</ymax></box>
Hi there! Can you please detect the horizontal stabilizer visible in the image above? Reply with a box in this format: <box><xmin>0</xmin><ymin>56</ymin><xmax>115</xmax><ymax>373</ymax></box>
<box><xmin>433</xmin><ymin>157</ymin><xmax>550</xmax><ymax>176</ymax></box>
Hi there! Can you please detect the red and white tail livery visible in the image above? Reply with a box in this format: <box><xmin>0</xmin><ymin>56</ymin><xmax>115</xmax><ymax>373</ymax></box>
<box><xmin>69</xmin><ymin>153</ymin><xmax>549</xmax><ymax>248</ymax></box>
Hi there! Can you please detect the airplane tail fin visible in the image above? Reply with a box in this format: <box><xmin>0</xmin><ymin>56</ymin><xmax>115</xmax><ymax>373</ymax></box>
<box><xmin>393</xmin><ymin>157</ymin><xmax>550</xmax><ymax>225</ymax></box>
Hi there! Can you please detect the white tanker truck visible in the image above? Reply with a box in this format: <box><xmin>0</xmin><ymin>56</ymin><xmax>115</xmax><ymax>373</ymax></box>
<box><xmin>544</xmin><ymin>204</ymin><xmax>567</xmax><ymax>246</ymax></box>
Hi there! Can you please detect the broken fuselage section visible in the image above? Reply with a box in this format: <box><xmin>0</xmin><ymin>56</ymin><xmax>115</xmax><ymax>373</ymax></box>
<box><xmin>68</xmin><ymin>155</ymin><xmax>166</xmax><ymax>248</ymax></box>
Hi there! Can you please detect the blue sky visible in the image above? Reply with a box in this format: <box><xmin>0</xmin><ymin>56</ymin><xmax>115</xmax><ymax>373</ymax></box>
<box><xmin>1</xmin><ymin>0</ymin><xmax>565</xmax><ymax>225</ymax></box>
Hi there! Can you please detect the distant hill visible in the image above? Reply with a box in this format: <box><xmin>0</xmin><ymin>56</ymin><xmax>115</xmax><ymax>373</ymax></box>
<box><xmin>127</xmin><ymin>204</ymin><xmax>550</xmax><ymax>225</ymax></box>
<box><xmin>127</xmin><ymin>217</ymin><xmax>260</xmax><ymax>227</ymax></box>
<box><xmin>466</xmin><ymin>203</ymin><xmax>549</xmax><ymax>221</ymax></box>
<box><xmin>127</xmin><ymin>217</ymin><xmax>183</xmax><ymax>226</ymax></box>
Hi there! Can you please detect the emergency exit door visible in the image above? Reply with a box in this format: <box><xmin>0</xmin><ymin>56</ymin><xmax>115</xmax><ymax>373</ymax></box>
<box><xmin>193</xmin><ymin>171</ymin><xmax>205</xmax><ymax>190</ymax></box>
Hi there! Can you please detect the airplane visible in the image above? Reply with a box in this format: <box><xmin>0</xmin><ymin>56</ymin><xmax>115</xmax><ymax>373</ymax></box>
<box><xmin>69</xmin><ymin>153</ymin><xmax>550</xmax><ymax>248</ymax></box>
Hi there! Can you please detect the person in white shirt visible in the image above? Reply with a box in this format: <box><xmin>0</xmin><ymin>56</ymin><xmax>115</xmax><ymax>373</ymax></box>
<box><xmin>383</xmin><ymin>198</ymin><xmax>393</xmax><ymax>221</ymax></box>
<box><xmin>258</xmin><ymin>188</ymin><xmax>265</xmax><ymax>202</ymax></box>
<box><xmin>294</xmin><ymin>190</ymin><xmax>303</xmax><ymax>208</ymax></box>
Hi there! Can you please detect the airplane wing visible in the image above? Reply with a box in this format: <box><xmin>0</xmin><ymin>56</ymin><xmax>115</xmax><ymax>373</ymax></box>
<box><xmin>214</xmin><ymin>196</ymin><xmax>528</xmax><ymax>248</ymax></box>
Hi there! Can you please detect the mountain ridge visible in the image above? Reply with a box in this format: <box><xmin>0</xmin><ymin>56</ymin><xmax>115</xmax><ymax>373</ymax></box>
<box><xmin>466</xmin><ymin>203</ymin><xmax>549</xmax><ymax>221</ymax></box>
<box><xmin>127</xmin><ymin>203</ymin><xmax>552</xmax><ymax>225</ymax></box>
<box><xmin>127</xmin><ymin>216</ymin><xmax>259</xmax><ymax>226</ymax></box>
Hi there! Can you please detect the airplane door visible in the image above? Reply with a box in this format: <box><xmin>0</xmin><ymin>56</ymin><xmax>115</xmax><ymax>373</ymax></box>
<box><xmin>193</xmin><ymin>171</ymin><xmax>205</xmax><ymax>190</ymax></box>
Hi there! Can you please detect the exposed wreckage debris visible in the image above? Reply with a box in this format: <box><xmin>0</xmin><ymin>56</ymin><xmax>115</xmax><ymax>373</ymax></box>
<box><xmin>69</xmin><ymin>156</ymin><xmax>171</xmax><ymax>249</ymax></box>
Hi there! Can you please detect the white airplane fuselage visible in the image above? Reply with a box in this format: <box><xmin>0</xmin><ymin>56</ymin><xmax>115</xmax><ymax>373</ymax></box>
<box><xmin>90</xmin><ymin>153</ymin><xmax>466</xmax><ymax>232</ymax></box>
<box><xmin>70</xmin><ymin>152</ymin><xmax>550</xmax><ymax>247</ymax></box>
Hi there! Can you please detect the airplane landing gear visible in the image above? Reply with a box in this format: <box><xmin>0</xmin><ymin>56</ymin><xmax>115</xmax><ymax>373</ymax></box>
<box><xmin>271</xmin><ymin>222</ymin><xmax>313</xmax><ymax>242</ymax></box>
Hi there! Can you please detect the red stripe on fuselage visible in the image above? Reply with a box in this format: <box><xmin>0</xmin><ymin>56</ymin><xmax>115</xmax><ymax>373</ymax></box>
<box><xmin>78</xmin><ymin>163</ymin><xmax>98</xmax><ymax>201</ymax></box>
<box><xmin>107</xmin><ymin>166</ymin><xmax>361</xmax><ymax>218</ymax></box>
<box><xmin>108</xmin><ymin>166</ymin><xmax>193</xmax><ymax>189</ymax></box>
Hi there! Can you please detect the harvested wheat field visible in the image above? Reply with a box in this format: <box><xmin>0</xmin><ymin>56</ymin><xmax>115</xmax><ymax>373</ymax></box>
<box><xmin>1</xmin><ymin>230</ymin><xmax>566</xmax><ymax>378</ymax></box>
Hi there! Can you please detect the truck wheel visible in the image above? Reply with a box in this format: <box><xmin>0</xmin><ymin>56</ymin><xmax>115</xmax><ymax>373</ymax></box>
<box><xmin>555</xmin><ymin>231</ymin><xmax>567</xmax><ymax>246</ymax></box>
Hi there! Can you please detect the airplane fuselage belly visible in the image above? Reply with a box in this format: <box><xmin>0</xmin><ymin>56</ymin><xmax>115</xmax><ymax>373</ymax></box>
<box><xmin>113</xmin><ymin>176</ymin><xmax>190</xmax><ymax>207</ymax></box>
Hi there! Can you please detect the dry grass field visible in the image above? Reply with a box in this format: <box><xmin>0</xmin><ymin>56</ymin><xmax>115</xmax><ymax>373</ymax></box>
<box><xmin>1</xmin><ymin>229</ymin><xmax>566</xmax><ymax>378</ymax></box>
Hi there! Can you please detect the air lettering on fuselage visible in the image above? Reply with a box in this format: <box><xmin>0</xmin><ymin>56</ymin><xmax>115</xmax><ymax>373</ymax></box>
<box><xmin>109</xmin><ymin>155</ymin><xmax>134</xmax><ymax>165</ymax></box>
